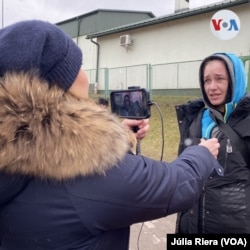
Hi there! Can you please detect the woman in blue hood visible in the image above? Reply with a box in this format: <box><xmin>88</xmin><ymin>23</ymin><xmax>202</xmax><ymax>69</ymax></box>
<box><xmin>175</xmin><ymin>52</ymin><xmax>250</xmax><ymax>233</ymax></box>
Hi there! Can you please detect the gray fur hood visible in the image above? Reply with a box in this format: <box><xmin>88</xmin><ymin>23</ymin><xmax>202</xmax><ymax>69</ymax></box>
<box><xmin>0</xmin><ymin>72</ymin><xmax>130</xmax><ymax>180</ymax></box>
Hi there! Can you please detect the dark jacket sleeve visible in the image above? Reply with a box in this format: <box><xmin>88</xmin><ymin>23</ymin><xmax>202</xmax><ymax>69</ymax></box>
<box><xmin>175</xmin><ymin>99</ymin><xmax>204</xmax><ymax>155</ymax></box>
<box><xmin>0</xmin><ymin>173</ymin><xmax>28</xmax><ymax>206</ymax></box>
<box><xmin>67</xmin><ymin>145</ymin><xmax>223</xmax><ymax>234</ymax></box>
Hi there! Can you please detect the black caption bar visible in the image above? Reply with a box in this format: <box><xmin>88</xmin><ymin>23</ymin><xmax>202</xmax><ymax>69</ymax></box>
<box><xmin>167</xmin><ymin>234</ymin><xmax>249</xmax><ymax>249</ymax></box>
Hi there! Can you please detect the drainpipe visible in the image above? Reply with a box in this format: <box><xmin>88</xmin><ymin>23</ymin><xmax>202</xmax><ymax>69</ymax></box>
<box><xmin>90</xmin><ymin>38</ymin><xmax>100</xmax><ymax>84</ymax></box>
<box><xmin>1</xmin><ymin>0</ymin><xmax>4</xmax><ymax>28</ymax></box>
<box><xmin>76</xmin><ymin>16</ymin><xmax>83</xmax><ymax>45</ymax></box>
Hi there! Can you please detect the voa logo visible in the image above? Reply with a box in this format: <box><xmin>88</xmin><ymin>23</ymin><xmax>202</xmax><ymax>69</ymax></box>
<box><xmin>210</xmin><ymin>10</ymin><xmax>240</xmax><ymax>40</ymax></box>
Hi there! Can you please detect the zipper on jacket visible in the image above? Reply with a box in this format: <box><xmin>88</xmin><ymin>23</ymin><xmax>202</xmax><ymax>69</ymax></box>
<box><xmin>198</xmin><ymin>187</ymin><xmax>205</xmax><ymax>233</ymax></box>
<box><xmin>224</xmin><ymin>139</ymin><xmax>232</xmax><ymax>172</ymax></box>
<box><xmin>202</xmin><ymin>188</ymin><xmax>205</xmax><ymax>233</ymax></box>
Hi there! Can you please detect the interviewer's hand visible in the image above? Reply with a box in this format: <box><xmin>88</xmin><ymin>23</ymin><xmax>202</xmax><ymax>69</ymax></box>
<box><xmin>122</xmin><ymin>119</ymin><xmax>149</xmax><ymax>140</ymax></box>
<box><xmin>199</xmin><ymin>138</ymin><xmax>220</xmax><ymax>159</ymax></box>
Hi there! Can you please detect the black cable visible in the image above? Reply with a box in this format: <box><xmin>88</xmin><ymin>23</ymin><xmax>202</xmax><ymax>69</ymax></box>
<box><xmin>151</xmin><ymin>101</ymin><xmax>165</xmax><ymax>161</ymax></box>
<box><xmin>136</xmin><ymin>139</ymin><xmax>141</xmax><ymax>155</ymax></box>
<box><xmin>136</xmin><ymin>101</ymin><xmax>165</xmax><ymax>250</ymax></box>
<box><xmin>137</xmin><ymin>221</ymin><xmax>144</xmax><ymax>250</ymax></box>
<box><xmin>136</xmin><ymin>140</ymin><xmax>143</xmax><ymax>250</ymax></box>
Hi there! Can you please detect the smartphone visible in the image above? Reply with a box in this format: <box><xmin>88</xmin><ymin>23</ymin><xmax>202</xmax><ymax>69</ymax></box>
<box><xmin>110</xmin><ymin>88</ymin><xmax>151</xmax><ymax>119</ymax></box>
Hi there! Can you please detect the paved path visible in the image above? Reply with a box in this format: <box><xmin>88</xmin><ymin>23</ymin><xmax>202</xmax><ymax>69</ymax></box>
<box><xmin>129</xmin><ymin>214</ymin><xmax>177</xmax><ymax>250</ymax></box>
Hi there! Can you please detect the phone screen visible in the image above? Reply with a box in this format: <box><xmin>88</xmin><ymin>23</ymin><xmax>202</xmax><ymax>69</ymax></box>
<box><xmin>110</xmin><ymin>89</ymin><xmax>151</xmax><ymax>119</ymax></box>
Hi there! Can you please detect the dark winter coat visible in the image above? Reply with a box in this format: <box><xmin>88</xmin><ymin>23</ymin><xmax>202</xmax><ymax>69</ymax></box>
<box><xmin>175</xmin><ymin>53</ymin><xmax>250</xmax><ymax>234</ymax></box>
<box><xmin>0</xmin><ymin>73</ymin><xmax>222</xmax><ymax>249</ymax></box>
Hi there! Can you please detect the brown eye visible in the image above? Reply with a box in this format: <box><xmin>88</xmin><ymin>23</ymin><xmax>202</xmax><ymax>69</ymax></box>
<box><xmin>204</xmin><ymin>79</ymin><xmax>211</xmax><ymax>85</ymax></box>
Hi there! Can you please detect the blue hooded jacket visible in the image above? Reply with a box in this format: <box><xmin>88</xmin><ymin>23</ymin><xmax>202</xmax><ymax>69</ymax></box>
<box><xmin>176</xmin><ymin>52</ymin><xmax>250</xmax><ymax>234</ymax></box>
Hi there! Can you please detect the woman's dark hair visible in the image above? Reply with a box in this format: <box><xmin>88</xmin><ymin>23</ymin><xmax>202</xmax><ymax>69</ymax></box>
<box><xmin>123</xmin><ymin>95</ymin><xmax>130</xmax><ymax>103</ymax></box>
<box><xmin>97</xmin><ymin>97</ymin><xmax>109</xmax><ymax>107</ymax></box>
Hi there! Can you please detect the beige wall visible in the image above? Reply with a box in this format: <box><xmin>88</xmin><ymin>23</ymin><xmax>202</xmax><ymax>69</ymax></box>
<box><xmin>81</xmin><ymin>4</ymin><xmax>250</xmax><ymax>89</ymax></box>
<box><xmin>96</xmin><ymin>5</ymin><xmax>249</xmax><ymax>66</ymax></box>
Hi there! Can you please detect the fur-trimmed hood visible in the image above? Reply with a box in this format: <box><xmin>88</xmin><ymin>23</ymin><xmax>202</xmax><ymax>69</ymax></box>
<box><xmin>0</xmin><ymin>72</ymin><xmax>131</xmax><ymax>180</ymax></box>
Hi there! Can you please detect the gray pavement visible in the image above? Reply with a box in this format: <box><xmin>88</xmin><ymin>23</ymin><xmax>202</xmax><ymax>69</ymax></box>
<box><xmin>129</xmin><ymin>214</ymin><xmax>177</xmax><ymax>250</ymax></box>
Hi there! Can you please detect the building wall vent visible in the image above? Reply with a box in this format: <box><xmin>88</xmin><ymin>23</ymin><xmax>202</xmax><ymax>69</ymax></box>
<box><xmin>120</xmin><ymin>34</ymin><xmax>132</xmax><ymax>46</ymax></box>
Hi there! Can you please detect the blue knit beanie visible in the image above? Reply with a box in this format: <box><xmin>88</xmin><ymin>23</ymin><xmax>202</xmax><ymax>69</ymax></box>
<box><xmin>0</xmin><ymin>20</ymin><xmax>82</xmax><ymax>91</ymax></box>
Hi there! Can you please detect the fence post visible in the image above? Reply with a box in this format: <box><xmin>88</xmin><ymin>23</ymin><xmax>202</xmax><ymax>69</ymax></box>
<box><xmin>240</xmin><ymin>56</ymin><xmax>250</xmax><ymax>91</ymax></box>
<box><xmin>104</xmin><ymin>68</ymin><xmax>109</xmax><ymax>97</ymax></box>
<box><xmin>148</xmin><ymin>64</ymin><xmax>152</xmax><ymax>91</ymax></box>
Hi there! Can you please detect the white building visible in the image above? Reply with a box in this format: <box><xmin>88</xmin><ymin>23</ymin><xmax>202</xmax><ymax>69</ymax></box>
<box><xmin>58</xmin><ymin>0</ymin><xmax>250</xmax><ymax>95</ymax></box>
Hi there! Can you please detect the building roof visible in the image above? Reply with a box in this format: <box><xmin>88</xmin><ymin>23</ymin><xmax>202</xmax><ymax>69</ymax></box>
<box><xmin>56</xmin><ymin>9</ymin><xmax>155</xmax><ymax>25</ymax></box>
<box><xmin>86</xmin><ymin>0</ymin><xmax>249</xmax><ymax>39</ymax></box>
<box><xmin>56</xmin><ymin>9</ymin><xmax>155</xmax><ymax>38</ymax></box>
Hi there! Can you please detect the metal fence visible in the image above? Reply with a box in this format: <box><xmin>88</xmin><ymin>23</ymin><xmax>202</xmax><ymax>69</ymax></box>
<box><xmin>86</xmin><ymin>57</ymin><xmax>250</xmax><ymax>97</ymax></box>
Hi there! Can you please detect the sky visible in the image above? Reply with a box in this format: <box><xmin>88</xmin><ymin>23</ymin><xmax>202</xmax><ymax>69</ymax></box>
<box><xmin>0</xmin><ymin>0</ymin><xmax>178</xmax><ymax>28</ymax></box>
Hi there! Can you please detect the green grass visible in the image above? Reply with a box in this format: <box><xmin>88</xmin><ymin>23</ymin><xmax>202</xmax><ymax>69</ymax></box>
<box><xmin>92</xmin><ymin>95</ymin><xmax>198</xmax><ymax>162</ymax></box>
<box><xmin>140</xmin><ymin>96</ymin><xmax>197</xmax><ymax>162</ymax></box>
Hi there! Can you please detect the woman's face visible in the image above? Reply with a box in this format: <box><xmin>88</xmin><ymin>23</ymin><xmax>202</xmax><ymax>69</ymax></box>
<box><xmin>68</xmin><ymin>69</ymin><xmax>89</xmax><ymax>98</ymax></box>
<box><xmin>124</xmin><ymin>95</ymin><xmax>130</xmax><ymax>105</ymax></box>
<box><xmin>203</xmin><ymin>60</ymin><xmax>229</xmax><ymax>112</ymax></box>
